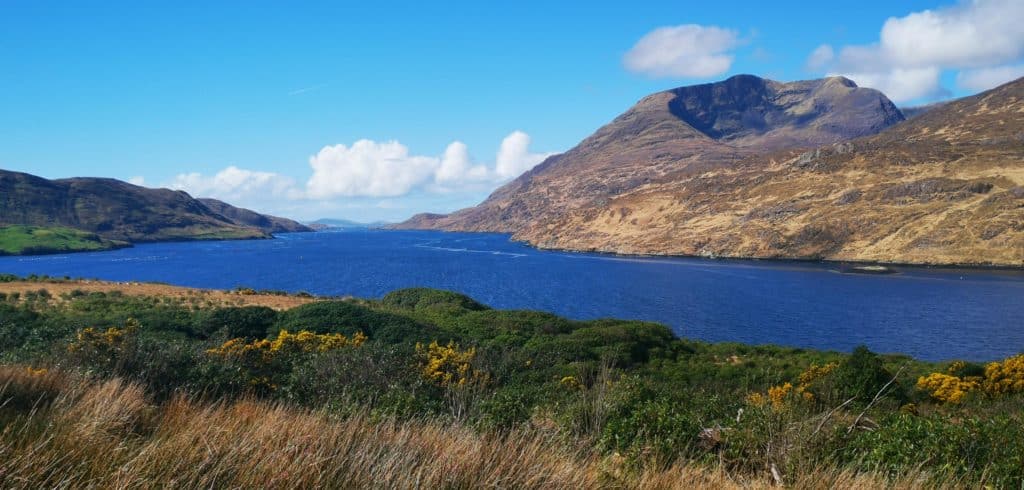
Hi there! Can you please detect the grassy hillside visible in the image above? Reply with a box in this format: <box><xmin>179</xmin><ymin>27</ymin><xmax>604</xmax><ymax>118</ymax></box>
<box><xmin>1</xmin><ymin>278</ymin><xmax>1021</xmax><ymax>487</ymax></box>
<box><xmin>0</xmin><ymin>169</ymin><xmax>310</xmax><ymax>248</ymax></box>
<box><xmin>0</xmin><ymin>225</ymin><xmax>129</xmax><ymax>255</ymax></box>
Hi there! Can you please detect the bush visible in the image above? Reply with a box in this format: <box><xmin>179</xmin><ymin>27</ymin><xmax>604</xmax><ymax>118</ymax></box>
<box><xmin>831</xmin><ymin>346</ymin><xmax>901</xmax><ymax>403</ymax></box>
<box><xmin>836</xmin><ymin>414</ymin><xmax>1024</xmax><ymax>487</ymax></box>
<box><xmin>275</xmin><ymin>301</ymin><xmax>432</xmax><ymax>343</ymax></box>
<box><xmin>199</xmin><ymin>306</ymin><xmax>278</xmax><ymax>339</ymax></box>
<box><xmin>381</xmin><ymin>288</ymin><xmax>488</xmax><ymax>313</ymax></box>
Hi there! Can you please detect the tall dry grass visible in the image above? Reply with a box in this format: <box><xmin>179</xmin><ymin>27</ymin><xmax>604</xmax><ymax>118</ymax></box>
<box><xmin>0</xmin><ymin>366</ymin><xmax>952</xmax><ymax>489</ymax></box>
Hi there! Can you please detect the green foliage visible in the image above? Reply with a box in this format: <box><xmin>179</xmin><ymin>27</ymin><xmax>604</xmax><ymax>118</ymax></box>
<box><xmin>381</xmin><ymin>288</ymin><xmax>488</xmax><ymax>313</ymax></box>
<box><xmin>275</xmin><ymin>301</ymin><xmax>434</xmax><ymax>343</ymax></box>
<box><xmin>836</xmin><ymin>414</ymin><xmax>1024</xmax><ymax>487</ymax></box>
<box><xmin>831</xmin><ymin>345</ymin><xmax>901</xmax><ymax>403</ymax></box>
<box><xmin>199</xmin><ymin>306</ymin><xmax>277</xmax><ymax>339</ymax></box>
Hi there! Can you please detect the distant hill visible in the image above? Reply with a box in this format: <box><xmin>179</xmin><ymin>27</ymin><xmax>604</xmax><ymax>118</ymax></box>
<box><xmin>198</xmin><ymin>198</ymin><xmax>311</xmax><ymax>233</ymax></box>
<box><xmin>0</xmin><ymin>169</ymin><xmax>310</xmax><ymax>247</ymax></box>
<box><xmin>310</xmin><ymin>218</ymin><xmax>389</xmax><ymax>229</ymax></box>
<box><xmin>394</xmin><ymin>75</ymin><xmax>904</xmax><ymax>234</ymax></box>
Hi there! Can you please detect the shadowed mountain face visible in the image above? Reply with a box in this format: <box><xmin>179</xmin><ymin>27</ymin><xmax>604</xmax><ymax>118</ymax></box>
<box><xmin>198</xmin><ymin>199</ymin><xmax>311</xmax><ymax>233</ymax></box>
<box><xmin>395</xmin><ymin>75</ymin><xmax>904</xmax><ymax>233</ymax></box>
<box><xmin>0</xmin><ymin>170</ymin><xmax>309</xmax><ymax>242</ymax></box>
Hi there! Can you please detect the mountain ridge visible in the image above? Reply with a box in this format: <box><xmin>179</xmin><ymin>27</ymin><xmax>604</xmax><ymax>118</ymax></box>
<box><xmin>0</xmin><ymin>169</ymin><xmax>311</xmax><ymax>247</ymax></box>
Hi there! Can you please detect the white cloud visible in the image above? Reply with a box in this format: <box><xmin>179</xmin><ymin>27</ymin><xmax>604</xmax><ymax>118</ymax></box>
<box><xmin>168</xmin><ymin>166</ymin><xmax>301</xmax><ymax>202</ymax></box>
<box><xmin>834</xmin><ymin>67</ymin><xmax>945</xmax><ymax>103</ymax></box>
<box><xmin>306</xmin><ymin>140</ymin><xmax>439</xmax><ymax>198</ymax></box>
<box><xmin>877</xmin><ymin>0</ymin><xmax>1024</xmax><ymax>69</ymax></box>
<box><xmin>167</xmin><ymin>131</ymin><xmax>554</xmax><ymax>209</ymax></box>
<box><xmin>495</xmin><ymin>131</ymin><xmax>551</xmax><ymax>180</ymax></box>
<box><xmin>434</xmin><ymin>141</ymin><xmax>491</xmax><ymax>185</ymax></box>
<box><xmin>806</xmin><ymin>0</ymin><xmax>1024</xmax><ymax>102</ymax></box>
<box><xmin>956</xmin><ymin>64</ymin><xmax>1024</xmax><ymax>91</ymax></box>
<box><xmin>127</xmin><ymin>176</ymin><xmax>146</xmax><ymax>186</ymax></box>
<box><xmin>805</xmin><ymin>44</ymin><xmax>834</xmax><ymax>71</ymax></box>
<box><xmin>623</xmin><ymin>24</ymin><xmax>741</xmax><ymax>78</ymax></box>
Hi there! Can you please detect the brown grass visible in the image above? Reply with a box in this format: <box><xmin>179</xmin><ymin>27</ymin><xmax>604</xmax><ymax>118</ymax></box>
<box><xmin>0</xmin><ymin>367</ymin><xmax>952</xmax><ymax>489</ymax></box>
<box><xmin>0</xmin><ymin>279</ymin><xmax>317</xmax><ymax>309</ymax></box>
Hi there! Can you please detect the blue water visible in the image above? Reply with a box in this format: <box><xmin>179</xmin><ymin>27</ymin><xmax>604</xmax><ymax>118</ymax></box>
<box><xmin>1</xmin><ymin>230</ymin><xmax>1022</xmax><ymax>362</ymax></box>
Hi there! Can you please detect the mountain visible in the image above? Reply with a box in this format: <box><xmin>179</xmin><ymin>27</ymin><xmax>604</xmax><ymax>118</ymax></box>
<box><xmin>0</xmin><ymin>170</ymin><xmax>309</xmax><ymax>243</ymax></box>
<box><xmin>516</xmin><ymin>79</ymin><xmax>1024</xmax><ymax>266</ymax></box>
<box><xmin>397</xmin><ymin>75</ymin><xmax>1024</xmax><ymax>267</ymax></box>
<box><xmin>198</xmin><ymin>198</ymin><xmax>312</xmax><ymax>233</ymax></box>
<box><xmin>395</xmin><ymin>74</ymin><xmax>904</xmax><ymax>233</ymax></box>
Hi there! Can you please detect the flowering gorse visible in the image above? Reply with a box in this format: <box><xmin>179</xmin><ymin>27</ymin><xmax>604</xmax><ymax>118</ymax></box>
<box><xmin>981</xmin><ymin>354</ymin><xmax>1024</xmax><ymax>396</ymax></box>
<box><xmin>915</xmin><ymin>354</ymin><xmax>1024</xmax><ymax>403</ymax></box>
<box><xmin>916</xmin><ymin>372</ymin><xmax>979</xmax><ymax>403</ymax></box>
<box><xmin>206</xmin><ymin>330</ymin><xmax>366</xmax><ymax>391</ymax></box>
<box><xmin>206</xmin><ymin>330</ymin><xmax>366</xmax><ymax>360</ymax></box>
<box><xmin>748</xmin><ymin>362</ymin><xmax>838</xmax><ymax>409</ymax></box>
<box><xmin>415</xmin><ymin>340</ymin><xmax>487</xmax><ymax>388</ymax></box>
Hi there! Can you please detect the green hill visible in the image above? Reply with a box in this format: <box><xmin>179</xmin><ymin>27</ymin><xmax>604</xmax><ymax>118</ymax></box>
<box><xmin>0</xmin><ymin>169</ymin><xmax>312</xmax><ymax>254</ymax></box>
<box><xmin>0</xmin><ymin>225</ymin><xmax>129</xmax><ymax>255</ymax></box>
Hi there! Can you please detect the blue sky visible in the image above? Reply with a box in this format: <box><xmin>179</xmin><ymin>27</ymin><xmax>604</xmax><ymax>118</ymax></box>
<box><xmin>2</xmin><ymin>1</ymin><xmax>1022</xmax><ymax>221</ymax></box>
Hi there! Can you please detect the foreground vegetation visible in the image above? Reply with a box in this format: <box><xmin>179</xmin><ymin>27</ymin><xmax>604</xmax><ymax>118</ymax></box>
<box><xmin>1</xmin><ymin>276</ymin><xmax>1022</xmax><ymax>488</ymax></box>
<box><xmin>0</xmin><ymin>225</ymin><xmax>128</xmax><ymax>255</ymax></box>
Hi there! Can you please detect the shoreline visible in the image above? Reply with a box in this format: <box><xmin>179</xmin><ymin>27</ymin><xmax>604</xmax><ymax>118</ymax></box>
<box><xmin>388</xmin><ymin>227</ymin><xmax>1024</xmax><ymax>272</ymax></box>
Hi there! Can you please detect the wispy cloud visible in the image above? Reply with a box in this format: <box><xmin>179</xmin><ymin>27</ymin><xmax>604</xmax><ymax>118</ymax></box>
<box><xmin>287</xmin><ymin>83</ymin><xmax>328</xmax><ymax>96</ymax></box>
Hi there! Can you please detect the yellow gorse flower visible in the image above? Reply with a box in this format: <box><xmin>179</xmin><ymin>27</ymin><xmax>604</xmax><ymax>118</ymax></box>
<box><xmin>67</xmin><ymin>320</ymin><xmax>140</xmax><ymax>354</ymax></box>
<box><xmin>206</xmin><ymin>330</ymin><xmax>365</xmax><ymax>359</ymax></box>
<box><xmin>767</xmin><ymin>382</ymin><xmax>793</xmax><ymax>409</ymax></box>
<box><xmin>415</xmin><ymin>340</ymin><xmax>488</xmax><ymax>388</ymax></box>
<box><xmin>749</xmin><ymin>362</ymin><xmax>837</xmax><ymax>410</ymax></box>
<box><xmin>981</xmin><ymin>354</ymin><xmax>1024</xmax><ymax>396</ymax></box>
<box><xmin>916</xmin><ymin>372</ymin><xmax>979</xmax><ymax>403</ymax></box>
<box><xmin>915</xmin><ymin>354</ymin><xmax>1024</xmax><ymax>403</ymax></box>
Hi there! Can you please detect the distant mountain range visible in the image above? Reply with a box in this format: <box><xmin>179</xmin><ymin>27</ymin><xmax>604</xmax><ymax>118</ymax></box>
<box><xmin>0</xmin><ymin>170</ymin><xmax>311</xmax><ymax>251</ymax></box>
<box><xmin>395</xmin><ymin>75</ymin><xmax>1024</xmax><ymax>267</ymax></box>
<box><xmin>308</xmin><ymin>218</ymin><xmax>390</xmax><ymax>230</ymax></box>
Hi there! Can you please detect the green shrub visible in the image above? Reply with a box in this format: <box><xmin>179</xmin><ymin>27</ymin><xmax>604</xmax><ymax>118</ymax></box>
<box><xmin>275</xmin><ymin>301</ymin><xmax>433</xmax><ymax>343</ymax></box>
<box><xmin>836</xmin><ymin>414</ymin><xmax>1024</xmax><ymax>487</ymax></box>
<box><xmin>381</xmin><ymin>288</ymin><xmax>488</xmax><ymax>313</ymax></box>
<box><xmin>199</xmin><ymin>306</ymin><xmax>278</xmax><ymax>339</ymax></box>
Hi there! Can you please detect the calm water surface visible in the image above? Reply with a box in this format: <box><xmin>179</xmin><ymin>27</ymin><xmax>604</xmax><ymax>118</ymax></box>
<box><xmin>2</xmin><ymin>230</ymin><xmax>1022</xmax><ymax>361</ymax></box>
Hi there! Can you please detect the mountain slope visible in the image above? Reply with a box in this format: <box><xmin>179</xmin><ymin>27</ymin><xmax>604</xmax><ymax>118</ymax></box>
<box><xmin>395</xmin><ymin>75</ymin><xmax>903</xmax><ymax>233</ymax></box>
<box><xmin>0</xmin><ymin>170</ymin><xmax>308</xmax><ymax>243</ymax></box>
<box><xmin>198</xmin><ymin>198</ymin><xmax>312</xmax><ymax>233</ymax></box>
<box><xmin>517</xmin><ymin>77</ymin><xmax>1024</xmax><ymax>266</ymax></box>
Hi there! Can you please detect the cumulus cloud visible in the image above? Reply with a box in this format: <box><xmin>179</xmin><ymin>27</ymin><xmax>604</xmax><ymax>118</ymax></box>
<box><xmin>806</xmin><ymin>0</ymin><xmax>1024</xmax><ymax>102</ymax></box>
<box><xmin>167</xmin><ymin>131</ymin><xmax>554</xmax><ymax>208</ymax></box>
<box><xmin>956</xmin><ymin>64</ymin><xmax>1024</xmax><ymax>91</ymax></box>
<box><xmin>838</xmin><ymin>67</ymin><xmax>945</xmax><ymax>103</ymax></box>
<box><xmin>623</xmin><ymin>24</ymin><xmax>741</xmax><ymax>78</ymax></box>
<box><xmin>168</xmin><ymin>166</ymin><xmax>301</xmax><ymax>202</ymax></box>
<box><xmin>495</xmin><ymin>131</ymin><xmax>550</xmax><ymax>180</ymax></box>
<box><xmin>306</xmin><ymin>140</ymin><xmax>439</xmax><ymax>198</ymax></box>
